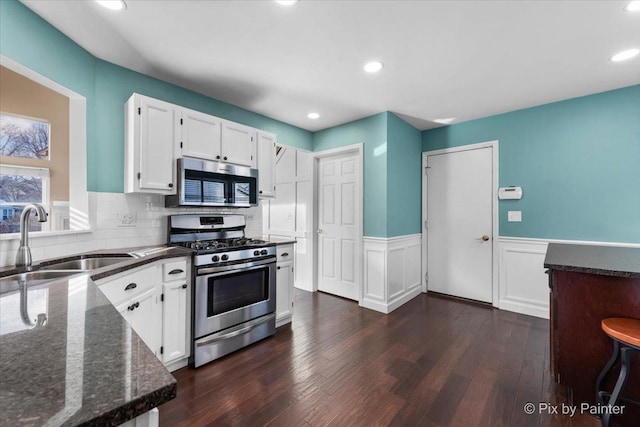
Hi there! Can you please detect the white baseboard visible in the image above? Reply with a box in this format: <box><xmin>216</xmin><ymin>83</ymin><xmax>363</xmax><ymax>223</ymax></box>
<box><xmin>362</xmin><ymin>234</ymin><xmax>422</xmax><ymax>314</ymax></box>
<box><xmin>164</xmin><ymin>357</ymin><xmax>188</xmax><ymax>373</ymax></box>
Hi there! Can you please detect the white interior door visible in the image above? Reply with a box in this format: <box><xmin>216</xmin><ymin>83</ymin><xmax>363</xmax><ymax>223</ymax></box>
<box><xmin>317</xmin><ymin>152</ymin><xmax>360</xmax><ymax>301</ymax></box>
<box><xmin>426</xmin><ymin>145</ymin><xmax>494</xmax><ymax>302</ymax></box>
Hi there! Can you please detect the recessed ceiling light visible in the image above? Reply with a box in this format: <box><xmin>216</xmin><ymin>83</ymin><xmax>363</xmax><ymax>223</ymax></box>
<box><xmin>307</xmin><ymin>113</ymin><xmax>320</xmax><ymax>119</ymax></box>
<box><xmin>433</xmin><ymin>117</ymin><xmax>456</xmax><ymax>124</ymax></box>
<box><xmin>610</xmin><ymin>48</ymin><xmax>640</xmax><ymax>62</ymax></box>
<box><xmin>96</xmin><ymin>0</ymin><xmax>126</xmax><ymax>11</ymax></box>
<box><xmin>624</xmin><ymin>1</ymin><xmax>640</xmax><ymax>12</ymax></box>
<box><xmin>364</xmin><ymin>61</ymin><xmax>384</xmax><ymax>73</ymax></box>
<box><xmin>276</xmin><ymin>0</ymin><xmax>299</xmax><ymax>6</ymax></box>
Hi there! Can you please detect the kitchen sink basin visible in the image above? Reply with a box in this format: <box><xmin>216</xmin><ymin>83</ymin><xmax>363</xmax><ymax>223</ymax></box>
<box><xmin>38</xmin><ymin>256</ymin><xmax>133</xmax><ymax>271</ymax></box>
<box><xmin>0</xmin><ymin>270</ymin><xmax>83</xmax><ymax>287</ymax></box>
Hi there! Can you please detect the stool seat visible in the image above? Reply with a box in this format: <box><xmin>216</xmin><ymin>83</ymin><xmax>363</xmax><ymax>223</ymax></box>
<box><xmin>602</xmin><ymin>317</ymin><xmax>640</xmax><ymax>348</ymax></box>
<box><xmin>596</xmin><ymin>317</ymin><xmax>640</xmax><ymax>427</ymax></box>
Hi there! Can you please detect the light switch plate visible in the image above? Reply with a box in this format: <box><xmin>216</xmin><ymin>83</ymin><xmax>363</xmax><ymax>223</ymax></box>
<box><xmin>508</xmin><ymin>211</ymin><xmax>522</xmax><ymax>222</ymax></box>
<box><xmin>117</xmin><ymin>212</ymin><xmax>137</xmax><ymax>227</ymax></box>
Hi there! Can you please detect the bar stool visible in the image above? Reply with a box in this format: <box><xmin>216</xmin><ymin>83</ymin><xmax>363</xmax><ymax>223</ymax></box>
<box><xmin>595</xmin><ymin>317</ymin><xmax>640</xmax><ymax>427</ymax></box>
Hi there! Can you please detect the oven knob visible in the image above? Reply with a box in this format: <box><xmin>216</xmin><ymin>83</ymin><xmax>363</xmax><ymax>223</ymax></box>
<box><xmin>221</xmin><ymin>254</ymin><xmax>229</xmax><ymax>261</ymax></box>
<box><xmin>260</xmin><ymin>249</ymin><xmax>268</xmax><ymax>255</ymax></box>
<box><xmin>254</xmin><ymin>250</ymin><xmax>260</xmax><ymax>256</ymax></box>
<box><xmin>212</xmin><ymin>255</ymin><xmax>219</xmax><ymax>262</ymax></box>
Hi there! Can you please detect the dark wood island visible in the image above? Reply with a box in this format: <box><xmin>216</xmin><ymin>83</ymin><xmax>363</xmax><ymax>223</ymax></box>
<box><xmin>545</xmin><ymin>243</ymin><xmax>640</xmax><ymax>426</ymax></box>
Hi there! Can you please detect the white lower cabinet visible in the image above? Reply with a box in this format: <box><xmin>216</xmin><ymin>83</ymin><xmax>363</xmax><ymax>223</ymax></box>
<box><xmin>275</xmin><ymin>243</ymin><xmax>294</xmax><ymax>327</ymax></box>
<box><xmin>161</xmin><ymin>258</ymin><xmax>190</xmax><ymax>369</ymax></box>
<box><xmin>97</xmin><ymin>257</ymin><xmax>191</xmax><ymax>371</ymax></box>
<box><xmin>115</xmin><ymin>286</ymin><xmax>161</xmax><ymax>354</ymax></box>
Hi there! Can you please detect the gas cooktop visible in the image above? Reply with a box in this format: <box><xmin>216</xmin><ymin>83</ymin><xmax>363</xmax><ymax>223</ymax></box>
<box><xmin>177</xmin><ymin>237</ymin><xmax>274</xmax><ymax>254</ymax></box>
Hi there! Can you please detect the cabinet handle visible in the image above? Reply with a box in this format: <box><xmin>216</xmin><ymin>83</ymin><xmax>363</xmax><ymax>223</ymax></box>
<box><xmin>168</xmin><ymin>269</ymin><xmax>184</xmax><ymax>275</ymax></box>
<box><xmin>168</xmin><ymin>183</ymin><xmax>174</xmax><ymax>188</ymax></box>
<box><xmin>281</xmin><ymin>253</ymin><xmax>289</xmax><ymax>257</ymax></box>
<box><xmin>181</xmin><ymin>284</ymin><xmax>188</xmax><ymax>289</ymax></box>
<box><xmin>277</xmin><ymin>266</ymin><xmax>281</xmax><ymax>270</ymax></box>
<box><xmin>259</xmin><ymin>190</ymin><xmax>263</xmax><ymax>194</ymax></box>
<box><xmin>223</xmin><ymin>156</ymin><xmax>228</xmax><ymax>161</ymax></box>
<box><xmin>125</xmin><ymin>283</ymin><xmax>137</xmax><ymax>291</ymax></box>
<box><xmin>216</xmin><ymin>155</ymin><xmax>221</xmax><ymax>160</ymax></box>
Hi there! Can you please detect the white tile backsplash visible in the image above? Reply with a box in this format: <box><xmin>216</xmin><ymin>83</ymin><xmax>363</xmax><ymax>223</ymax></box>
<box><xmin>0</xmin><ymin>192</ymin><xmax>264</xmax><ymax>268</ymax></box>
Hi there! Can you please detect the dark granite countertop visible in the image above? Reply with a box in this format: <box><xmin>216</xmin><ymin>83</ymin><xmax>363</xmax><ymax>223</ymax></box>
<box><xmin>544</xmin><ymin>243</ymin><xmax>640</xmax><ymax>278</ymax></box>
<box><xmin>0</xmin><ymin>246</ymin><xmax>190</xmax><ymax>426</ymax></box>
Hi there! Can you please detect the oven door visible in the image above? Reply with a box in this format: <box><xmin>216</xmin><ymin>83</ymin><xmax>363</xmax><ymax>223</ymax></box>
<box><xmin>194</xmin><ymin>258</ymin><xmax>276</xmax><ymax>339</ymax></box>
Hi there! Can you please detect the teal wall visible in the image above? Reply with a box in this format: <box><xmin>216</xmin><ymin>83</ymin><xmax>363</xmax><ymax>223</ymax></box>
<box><xmin>422</xmin><ymin>85</ymin><xmax>640</xmax><ymax>243</ymax></box>
<box><xmin>387</xmin><ymin>113</ymin><xmax>422</xmax><ymax>237</ymax></box>
<box><xmin>313</xmin><ymin>113</ymin><xmax>388</xmax><ymax>237</ymax></box>
<box><xmin>0</xmin><ymin>0</ymin><xmax>312</xmax><ymax>192</ymax></box>
<box><xmin>312</xmin><ymin>112</ymin><xmax>422</xmax><ymax>238</ymax></box>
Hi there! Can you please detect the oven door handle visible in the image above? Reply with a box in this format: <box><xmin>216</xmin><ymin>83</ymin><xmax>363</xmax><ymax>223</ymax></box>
<box><xmin>196</xmin><ymin>314</ymin><xmax>275</xmax><ymax>347</ymax></box>
<box><xmin>197</xmin><ymin>257</ymin><xmax>275</xmax><ymax>275</ymax></box>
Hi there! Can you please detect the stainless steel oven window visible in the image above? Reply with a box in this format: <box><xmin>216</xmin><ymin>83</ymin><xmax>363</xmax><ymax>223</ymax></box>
<box><xmin>207</xmin><ymin>268</ymin><xmax>269</xmax><ymax>316</ymax></box>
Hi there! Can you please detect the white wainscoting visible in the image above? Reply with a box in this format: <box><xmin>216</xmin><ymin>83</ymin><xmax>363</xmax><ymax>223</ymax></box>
<box><xmin>496</xmin><ymin>237</ymin><xmax>640</xmax><ymax>320</ymax></box>
<box><xmin>498</xmin><ymin>238</ymin><xmax>550</xmax><ymax>319</ymax></box>
<box><xmin>362</xmin><ymin>234</ymin><xmax>422</xmax><ymax>314</ymax></box>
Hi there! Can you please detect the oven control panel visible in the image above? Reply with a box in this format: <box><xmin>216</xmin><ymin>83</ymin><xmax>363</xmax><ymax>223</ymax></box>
<box><xmin>194</xmin><ymin>246</ymin><xmax>276</xmax><ymax>267</ymax></box>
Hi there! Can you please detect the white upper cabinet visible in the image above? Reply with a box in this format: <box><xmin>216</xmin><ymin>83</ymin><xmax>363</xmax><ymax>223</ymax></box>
<box><xmin>178</xmin><ymin>107</ymin><xmax>222</xmax><ymax>161</ymax></box>
<box><xmin>257</xmin><ymin>131</ymin><xmax>277</xmax><ymax>198</ymax></box>
<box><xmin>125</xmin><ymin>93</ymin><xmax>275</xmax><ymax>194</ymax></box>
<box><xmin>221</xmin><ymin>120</ymin><xmax>256</xmax><ymax>167</ymax></box>
<box><xmin>125</xmin><ymin>93</ymin><xmax>177</xmax><ymax>195</ymax></box>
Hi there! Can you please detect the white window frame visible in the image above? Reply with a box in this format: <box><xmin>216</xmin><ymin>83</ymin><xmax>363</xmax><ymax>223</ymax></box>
<box><xmin>0</xmin><ymin>164</ymin><xmax>51</xmax><ymax>231</ymax></box>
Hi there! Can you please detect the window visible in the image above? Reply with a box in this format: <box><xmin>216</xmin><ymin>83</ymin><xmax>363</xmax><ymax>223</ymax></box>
<box><xmin>0</xmin><ymin>58</ymin><xmax>87</xmax><ymax>237</ymax></box>
<box><xmin>0</xmin><ymin>114</ymin><xmax>52</xmax><ymax>234</ymax></box>
<box><xmin>0</xmin><ymin>113</ymin><xmax>50</xmax><ymax>160</ymax></box>
<box><xmin>0</xmin><ymin>165</ymin><xmax>50</xmax><ymax>233</ymax></box>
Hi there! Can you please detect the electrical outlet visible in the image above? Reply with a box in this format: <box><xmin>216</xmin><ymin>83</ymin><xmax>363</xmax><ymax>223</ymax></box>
<box><xmin>117</xmin><ymin>212</ymin><xmax>137</xmax><ymax>227</ymax></box>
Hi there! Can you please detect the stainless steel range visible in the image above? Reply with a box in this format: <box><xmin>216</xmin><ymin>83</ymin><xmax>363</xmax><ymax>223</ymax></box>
<box><xmin>168</xmin><ymin>214</ymin><xmax>276</xmax><ymax>368</ymax></box>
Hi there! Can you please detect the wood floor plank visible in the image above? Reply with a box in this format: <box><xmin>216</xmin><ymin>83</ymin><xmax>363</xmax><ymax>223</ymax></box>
<box><xmin>159</xmin><ymin>290</ymin><xmax>602</xmax><ymax>427</ymax></box>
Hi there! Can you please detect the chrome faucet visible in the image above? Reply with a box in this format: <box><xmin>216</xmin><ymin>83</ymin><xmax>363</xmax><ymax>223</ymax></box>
<box><xmin>15</xmin><ymin>203</ymin><xmax>48</xmax><ymax>269</ymax></box>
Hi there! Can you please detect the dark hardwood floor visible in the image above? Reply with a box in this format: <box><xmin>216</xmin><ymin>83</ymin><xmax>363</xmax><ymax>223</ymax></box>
<box><xmin>159</xmin><ymin>290</ymin><xmax>601</xmax><ymax>427</ymax></box>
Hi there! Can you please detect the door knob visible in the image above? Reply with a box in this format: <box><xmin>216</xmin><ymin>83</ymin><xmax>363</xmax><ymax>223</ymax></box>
<box><xmin>481</xmin><ymin>235</ymin><xmax>490</xmax><ymax>241</ymax></box>
<box><xmin>317</xmin><ymin>228</ymin><xmax>323</xmax><ymax>234</ymax></box>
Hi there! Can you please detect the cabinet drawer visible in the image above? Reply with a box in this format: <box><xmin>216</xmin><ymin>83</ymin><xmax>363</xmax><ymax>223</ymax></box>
<box><xmin>276</xmin><ymin>244</ymin><xmax>294</xmax><ymax>263</ymax></box>
<box><xmin>163</xmin><ymin>260</ymin><xmax>188</xmax><ymax>282</ymax></box>
<box><xmin>99</xmin><ymin>264</ymin><xmax>159</xmax><ymax>305</ymax></box>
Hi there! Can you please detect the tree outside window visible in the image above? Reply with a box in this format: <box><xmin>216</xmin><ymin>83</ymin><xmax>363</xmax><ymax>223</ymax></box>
<box><xmin>0</xmin><ymin>114</ymin><xmax>50</xmax><ymax>234</ymax></box>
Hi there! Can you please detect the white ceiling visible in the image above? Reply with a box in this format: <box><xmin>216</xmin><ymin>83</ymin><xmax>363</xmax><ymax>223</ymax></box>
<box><xmin>22</xmin><ymin>0</ymin><xmax>640</xmax><ymax>132</ymax></box>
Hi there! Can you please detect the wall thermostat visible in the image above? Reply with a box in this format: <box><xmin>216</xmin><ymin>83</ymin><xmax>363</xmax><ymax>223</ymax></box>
<box><xmin>498</xmin><ymin>186</ymin><xmax>522</xmax><ymax>200</ymax></box>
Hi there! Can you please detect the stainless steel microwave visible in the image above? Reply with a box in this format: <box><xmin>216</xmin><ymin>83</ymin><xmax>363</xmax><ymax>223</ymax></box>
<box><xmin>165</xmin><ymin>157</ymin><xmax>259</xmax><ymax>208</ymax></box>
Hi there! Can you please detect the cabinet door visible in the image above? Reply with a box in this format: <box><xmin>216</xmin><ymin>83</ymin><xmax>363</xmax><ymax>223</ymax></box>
<box><xmin>221</xmin><ymin>121</ymin><xmax>256</xmax><ymax>167</ymax></box>
<box><xmin>276</xmin><ymin>261</ymin><xmax>293</xmax><ymax>325</ymax></box>
<box><xmin>114</xmin><ymin>287</ymin><xmax>160</xmax><ymax>355</ymax></box>
<box><xmin>128</xmin><ymin>287</ymin><xmax>161</xmax><ymax>355</ymax></box>
<box><xmin>138</xmin><ymin>96</ymin><xmax>177</xmax><ymax>194</ymax></box>
<box><xmin>162</xmin><ymin>281</ymin><xmax>189</xmax><ymax>364</ymax></box>
<box><xmin>257</xmin><ymin>131</ymin><xmax>277</xmax><ymax>198</ymax></box>
<box><xmin>179</xmin><ymin>107</ymin><xmax>222</xmax><ymax>161</ymax></box>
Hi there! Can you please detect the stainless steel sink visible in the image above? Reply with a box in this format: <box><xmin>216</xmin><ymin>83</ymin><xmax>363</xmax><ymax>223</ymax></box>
<box><xmin>0</xmin><ymin>270</ymin><xmax>83</xmax><ymax>287</ymax></box>
<box><xmin>38</xmin><ymin>256</ymin><xmax>133</xmax><ymax>271</ymax></box>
